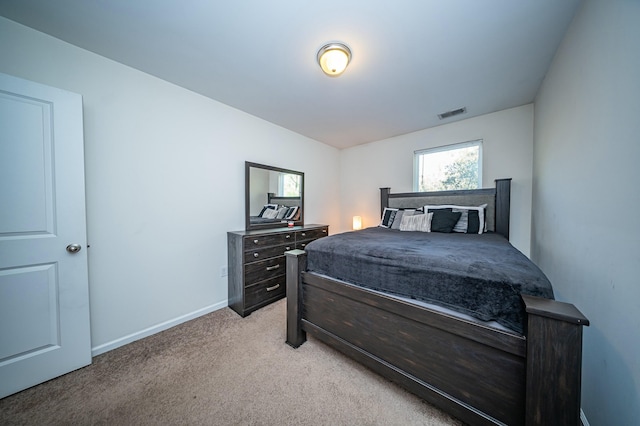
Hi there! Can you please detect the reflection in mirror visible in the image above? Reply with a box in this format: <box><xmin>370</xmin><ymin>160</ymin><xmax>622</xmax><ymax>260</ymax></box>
<box><xmin>245</xmin><ymin>162</ymin><xmax>304</xmax><ymax>230</ymax></box>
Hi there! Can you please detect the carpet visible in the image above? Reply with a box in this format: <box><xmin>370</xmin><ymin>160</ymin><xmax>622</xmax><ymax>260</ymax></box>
<box><xmin>0</xmin><ymin>299</ymin><xmax>463</xmax><ymax>425</ymax></box>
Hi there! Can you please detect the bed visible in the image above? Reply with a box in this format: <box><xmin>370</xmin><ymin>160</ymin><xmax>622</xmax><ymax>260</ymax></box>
<box><xmin>285</xmin><ymin>179</ymin><xmax>589</xmax><ymax>425</ymax></box>
<box><xmin>249</xmin><ymin>193</ymin><xmax>301</xmax><ymax>225</ymax></box>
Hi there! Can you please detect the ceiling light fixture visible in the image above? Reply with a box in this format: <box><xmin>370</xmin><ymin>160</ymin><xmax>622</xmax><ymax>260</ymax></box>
<box><xmin>317</xmin><ymin>42</ymin><xmax>352</xmax><ymax>77</ymax></box>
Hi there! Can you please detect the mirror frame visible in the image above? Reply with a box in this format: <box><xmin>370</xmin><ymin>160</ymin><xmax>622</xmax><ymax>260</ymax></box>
<box><xmin>245</xmin><ymin>161</ymin><xmax>304</xmax><ymax>231</ymax></box>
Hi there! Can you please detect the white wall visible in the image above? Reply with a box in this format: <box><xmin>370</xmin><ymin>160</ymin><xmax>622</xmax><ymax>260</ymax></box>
<box><xmin>532</xmin><ymin>1</ymin><xmax>640</xmax><ymax>424</ymax></box>
<box><xmin>340</xmin><ymin>104</ymin><xmax>534</xmax><ymax>255</ymax></box>
<box><xmin>0</xmin><ymin>17</ymin><xmax>341</xmax><ymax>353</ymax></box>
<box><xmin>8</xmin><ymin>7</ymin><xmax>638</xmax><ymax>422</ymax></box>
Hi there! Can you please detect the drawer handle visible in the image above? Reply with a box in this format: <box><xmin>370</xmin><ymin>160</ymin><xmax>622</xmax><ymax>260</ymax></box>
<box><xmin>253</xmin><ymin>239</ymin><xmax>259</xmax><ymax>244</ymax></box>
<box><xmin>266</xmin><ymin>264</ymin><xmax>280</xmax><ymax>271</ymax></box>
<box><xmin>300</xmin><ymin>243</ymin><xmax>306</xmax><ymax>248</ymax></box>
<box><xmin>266</xmin><ymin>283</ymin><xmax>280</xmax><ymax>292</ymax></box>
<box><xmin>253</xmin><ymin>253</ymin><xmax>259</xmax><ymax>258</ymax></box>
<box><xmin>301</xmin><ymin>232</ymin><xmax>306</xmax><ymax>236</ymax></box>
<box><xmin>285</xmin><ymin>235</ymin><xmax>291</xmax><ymax>239</ymax></box>
<box><xmin>285</xmin><ymin>246</ymin><xmax>291</xmax><ymax>251</ymax></box>
<box><xmin>322</xmin><ymin>229</ymin><xmax>327</xmax><ymax>233</ymax></box>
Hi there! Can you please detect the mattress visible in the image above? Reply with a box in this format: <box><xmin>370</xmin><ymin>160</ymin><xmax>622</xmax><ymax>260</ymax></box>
<box><xmin>305</xmin><ymin>227</ymin><xmax>554</xmax><ymax>334</ymax></box>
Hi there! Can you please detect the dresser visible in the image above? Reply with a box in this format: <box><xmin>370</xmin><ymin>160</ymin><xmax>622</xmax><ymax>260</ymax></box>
<box><xmin>227</xmin><ymin>224</ymin><xmax>329</xmax><ymax>317</ymax></box>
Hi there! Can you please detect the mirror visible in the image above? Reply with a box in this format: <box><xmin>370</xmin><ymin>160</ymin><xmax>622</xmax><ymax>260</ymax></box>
<box><xmin>245</xmin><ymin>162</ymin><xmax>304</xmax><ymax>230</ymax></box>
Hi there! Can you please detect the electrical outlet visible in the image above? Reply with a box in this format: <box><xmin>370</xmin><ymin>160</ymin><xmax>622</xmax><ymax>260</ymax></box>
<box><xmin>220</xmin><ymin>266</ymin><xmax>228</xmax><ymax>277</ymax></box>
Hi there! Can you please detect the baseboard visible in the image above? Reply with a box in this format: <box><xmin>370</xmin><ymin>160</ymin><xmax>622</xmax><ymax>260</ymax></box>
<box><xmin>581</xmin><ymin>409</ymin><xmax>590</xmax><ymax>426</ymax></box>
<box><xmin>91</xmin><ymin>300</ymin><xmax>228</xmax><ymax>357</ymax></box>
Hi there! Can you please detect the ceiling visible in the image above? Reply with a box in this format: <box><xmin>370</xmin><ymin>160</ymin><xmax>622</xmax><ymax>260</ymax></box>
<box><xmin>0</xmin><ymin>0</ymin><xmax>582</xmax><ymax>149</ymax></box>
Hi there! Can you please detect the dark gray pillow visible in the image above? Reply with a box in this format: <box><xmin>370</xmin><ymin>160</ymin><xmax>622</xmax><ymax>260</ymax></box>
<box><xmin>429</xmin><ymin>210</ymin><xmax>462</xmax><ymax>233</ymax></box>
<box><xmin>425</xmin><ymin>204</ymin><xmax>487</xmax><ymax>234</ymax></box>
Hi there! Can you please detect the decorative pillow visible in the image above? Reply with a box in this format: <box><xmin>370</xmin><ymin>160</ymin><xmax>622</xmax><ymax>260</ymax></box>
<box><xmin>424</xmin><ymin>204</ymin><xmax>487</xmax><ymax>234</ymax></box>
<box><xmin>258</xmin><ymin>203</ymin><xmax>279</xmax><ymax>217</ymax></box>
<box><xmin>284</xmin><ymin>206</ymin><xmax>299</xmax><ymax>220</ymax></box>
<box><xmin>429</xmin><ymin>210</ymin><xmax>462</xmax><ymax>233</ymax></box>
<box><xmin>379</xmin><ymin>207</ymin><xmax>399</xmax><ymax>228</ymax></box>
<box><xmin>275</xmin><ymin>206</ymin><xmax>288</xmax><ymax>219</ymax></box>
<box><xmin>262</xmin><ymin>208</ymin><xmax>279</xmax><ymax>219</ymax></box>
<box><xmin>399</xmin><ymin>212</ymin><xmax>433</xmax><ymax>232</ymax></box>
<box><xmin>390</xmin><ymin>209</ymin><xmax>416</xmax><ymax>230</ymax></box>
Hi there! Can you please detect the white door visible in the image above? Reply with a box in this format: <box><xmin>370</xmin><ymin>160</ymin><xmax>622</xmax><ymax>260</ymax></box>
<box><xmin>0</xmin><ymin>72</ymin><xmax>91</xmax><ymax>398</ymax></box>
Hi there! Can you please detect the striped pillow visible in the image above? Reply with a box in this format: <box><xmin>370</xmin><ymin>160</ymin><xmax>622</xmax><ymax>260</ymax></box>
<box><xmin>399</xmin><ymin>212</ymin><xmax>433</xmax><ymax>232</ymax></box>
<box><xmin>379</xmin><ymin>208</ymin><xmax>398</xmax><ymax>228</ymax></box>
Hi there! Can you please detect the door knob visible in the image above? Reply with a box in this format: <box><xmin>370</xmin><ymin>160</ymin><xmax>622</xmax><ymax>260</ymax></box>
<box><xmin>66</xmin><ymin>244</ymin><xmax>82</xmax><ymax>253</ymax></box>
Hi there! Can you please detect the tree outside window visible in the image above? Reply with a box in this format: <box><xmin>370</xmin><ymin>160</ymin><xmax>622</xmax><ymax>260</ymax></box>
<box><xmin>414</xmin><ymin>140</ymin><xmax>482</xmax><ymax>192</ymax></box>
<box><xmin>279</xmin><ymin>173</ymin><xmax>301</xmax><ymax>196</ymax></box>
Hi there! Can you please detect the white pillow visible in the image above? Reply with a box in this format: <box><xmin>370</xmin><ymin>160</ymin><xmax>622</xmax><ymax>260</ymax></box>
<box><xmin>399</xmin><ymin>212</ymin><xmax>433</xmax><ymax>232</ymax></box>
<box><xmin>262</xmin><ymin>208</ymin><xmax>278</xmax><ymax>219</ymax></box>
<box><xmin>390</xmin><ymin>209</ymin><xmax>416</xmax><ymax>230</ymax></box>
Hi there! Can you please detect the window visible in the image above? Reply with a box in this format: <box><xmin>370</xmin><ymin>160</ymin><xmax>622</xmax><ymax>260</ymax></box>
<box><xmin>278</xmin><ymin>173</ymin><xmax>302</xmax><ymax>197</ymax></box>
<box><xmin>414</xmin><ymin>140</ymin><xmax>482</xmax><ymax>192</ymax></box>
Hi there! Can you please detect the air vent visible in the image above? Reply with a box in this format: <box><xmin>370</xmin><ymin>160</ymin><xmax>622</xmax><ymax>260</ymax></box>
<box><xmin>438</xmin><ymin>107</ymin><xmax>467</xmax><ymax>120</ymax></box>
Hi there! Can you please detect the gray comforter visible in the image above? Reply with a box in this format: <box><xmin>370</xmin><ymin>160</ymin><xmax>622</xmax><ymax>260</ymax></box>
<box><xmin>305</xmin><ymin>227</ymin><xmax>554</xmax><ymax>334</ymax></box>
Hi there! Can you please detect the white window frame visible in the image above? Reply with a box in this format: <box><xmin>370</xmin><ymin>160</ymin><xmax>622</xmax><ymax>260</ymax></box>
<box><xmin>413</xmin><ymin>139</ymin><xmax>483</xmax><ymax>192</ymax></box>
<box><xmin>278</xmin><ymin>172</ymin><xmax>301</xmax><ymax>197</ymax></box>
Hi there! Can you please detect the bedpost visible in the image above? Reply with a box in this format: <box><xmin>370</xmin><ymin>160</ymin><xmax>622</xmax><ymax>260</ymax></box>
<box><xmin>522</xmin><ymin>295</ymin><xmax>589</xmax><ymax>426</ymax></box>
<box><xmin>285</xmin><ymin>249</ymin><xmax>307</xmax><ymax>348</ymax></box>
<box><xmin>494</xmin><ymin>178</ymin><xmax>511</xmax><ymax>240</ymax></box>
<box><xmin>380</xmin><ymin>187</ymin><xmax>390</xmax><ymax>216</ymax></box>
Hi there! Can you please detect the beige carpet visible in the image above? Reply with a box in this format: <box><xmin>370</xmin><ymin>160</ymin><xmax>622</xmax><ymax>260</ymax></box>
<box><xmin>0</xmin><ymin>299</ymin><xmax>463</xmax><ymax>425</ymax></box>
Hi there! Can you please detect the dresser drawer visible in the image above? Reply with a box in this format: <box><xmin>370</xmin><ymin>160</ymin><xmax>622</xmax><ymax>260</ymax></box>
<box><xmin>244</xmin><ymin>275</ymin><xmax>286</xmax><ymax>309</ymax></box>
<box><xmin>296</xmin><ymin>240</ymin><xmax>314</xmax><ymax>250</ymax></box>
<box><xmin>244</xmin><ymin>232</ymin><xmax>294</xmax><ymax>249</ymax></box>
<box><xmin>244</xmin><ymin>256</ymin><xmax>286</xmax><ymax>285</ymax></box>
<box><xmin>296</xmin><ymin>227</ymin><xmax>329</xmax><ymax>249</ymax></box>
<box><xmin>296</xmin><ymin>227</ymin><xmax>328</xmax><ymax>242</ymax></box>
<box><xmin>244</xmin><ymin>243</ymin><xmax>294</xmax><ymax>264</ymax></box>
<box><xmin>228</xmin><ymin>225</ymin><xmax>328</xmax><ymax>317</ymax></box>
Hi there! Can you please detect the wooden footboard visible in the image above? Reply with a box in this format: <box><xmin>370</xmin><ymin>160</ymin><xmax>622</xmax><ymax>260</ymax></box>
<box><xmin>286</xmin><ymin>250</ymin><xmax>589</xmax><ymax>426</ymax></box>
<box><xmin>522</xmin><ymin>294</ymin><xmax>589</xmax><ymax>425</ymax></box>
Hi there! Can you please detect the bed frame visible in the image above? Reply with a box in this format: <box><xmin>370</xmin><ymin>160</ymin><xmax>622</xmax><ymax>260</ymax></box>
<box><xmin>285</xmin><ymin>179</ymin><xmax>589</xmax><ymax>425</ymax></box>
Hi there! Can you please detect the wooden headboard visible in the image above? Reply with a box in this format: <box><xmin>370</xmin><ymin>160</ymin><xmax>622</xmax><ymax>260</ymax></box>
<box><xmin>267</xmin><ymin>193</ymin><xmax>301</xmax><ymax>208</ymax></box>
<box><xmin>380</xmin><ymin>178</ymin><xmax>512</xmax><ymax>239</ymax></box>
